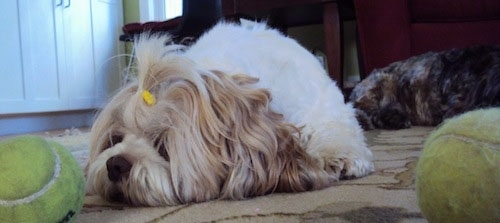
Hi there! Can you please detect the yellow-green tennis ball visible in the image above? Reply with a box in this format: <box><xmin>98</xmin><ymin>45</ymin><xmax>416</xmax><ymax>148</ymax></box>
<box><xmin>0</xmin><ymin>136</ymin><xmax>85</xmax><ymax>223</ymax></box>
<box><xmin>416</xmin><ymin>108</ymin><xmax>500</xmax><ymax>223</ymax></box>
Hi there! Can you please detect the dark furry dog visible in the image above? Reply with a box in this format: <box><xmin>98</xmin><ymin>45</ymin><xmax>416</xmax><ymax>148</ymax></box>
<box><xmin>349</xmin><ymin>45</ymin><xmax>500</xmax><ymax>130</ymax></box>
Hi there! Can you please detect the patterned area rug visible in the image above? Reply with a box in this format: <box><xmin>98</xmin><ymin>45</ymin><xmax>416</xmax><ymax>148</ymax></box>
<box><xmin>45</xmin><ymin>127</ymin><xmax>433</xmax><ymax>223</ymax></box>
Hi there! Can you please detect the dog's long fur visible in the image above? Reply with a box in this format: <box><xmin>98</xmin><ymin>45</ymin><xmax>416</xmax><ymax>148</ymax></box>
<box><xmin>350</xmin><ymin>45</ymin><xmax>500</xmax><ymax>130</ymax></box>
<box><xmin>86</xmin><ymin>22</ymin><xmax>373</xmax><ymax>206</ymax></box>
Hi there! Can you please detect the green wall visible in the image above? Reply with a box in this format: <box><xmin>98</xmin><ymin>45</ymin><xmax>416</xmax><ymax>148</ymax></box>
<box><xmin>123</xmin><ymin>0</ymin><xmax>140</xmax><ymax>24</ymax></box>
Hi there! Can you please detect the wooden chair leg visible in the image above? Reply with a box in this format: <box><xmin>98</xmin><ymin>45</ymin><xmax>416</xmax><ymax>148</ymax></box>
<box><xmin>323</xmin><ymin>2</ymin><xmax>343</xmax><ymax>90</ymax></box>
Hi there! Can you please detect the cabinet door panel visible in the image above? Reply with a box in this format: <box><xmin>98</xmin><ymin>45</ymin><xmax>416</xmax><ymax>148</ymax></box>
<box><xmin>0</xmin><ymin>0</ymin><xmax>24</xmax><ymax>103</ymax></box>
<box><xmin>0</xmin><ymin>0</ymin><xmax>123</xmax><ymax>114</ymax></box>
<box><xmin>63</xmin><ymin>0</ymin><xmax>96</xmax><ymax>109</ymax></box>
<box><xmin>0</xmin><ymin>0</ymin><xmax>67</xmax><ymax>114</ymax></box>
<box><xmin>20</xmin><ymin>0</ymin><xmax>62</xmax><ymax>101</ymax></box>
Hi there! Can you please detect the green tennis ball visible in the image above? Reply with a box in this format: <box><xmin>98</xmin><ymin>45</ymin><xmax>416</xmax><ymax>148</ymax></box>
<box><xmin>416</xmin><ymin>108</ymin><xmax>500</xmax><ymax>223</ymax></box>
<box><xmin>0</xmin><ymin>136</ymin><xmax>85</xmax><ymax>223</ymax></box>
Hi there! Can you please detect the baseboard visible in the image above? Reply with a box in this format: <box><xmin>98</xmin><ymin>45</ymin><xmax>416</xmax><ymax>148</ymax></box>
<box><xmin>0</xmin><ymin>110</ymin><xmax>96</xmax><ymax>136</ymax></box>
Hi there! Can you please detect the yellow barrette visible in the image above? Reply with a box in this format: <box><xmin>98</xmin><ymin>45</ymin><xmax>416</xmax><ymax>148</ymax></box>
<box><xmin>142</xmin><ymin>90</ymin><xmax>156</xmax><ymax>106</ymax></box>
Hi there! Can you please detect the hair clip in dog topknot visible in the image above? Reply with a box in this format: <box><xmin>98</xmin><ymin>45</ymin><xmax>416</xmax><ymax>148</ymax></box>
<box><xmin>142</xmin><ymin>90</ymin><xmax>156</xmax><ymax>106</ymax></box>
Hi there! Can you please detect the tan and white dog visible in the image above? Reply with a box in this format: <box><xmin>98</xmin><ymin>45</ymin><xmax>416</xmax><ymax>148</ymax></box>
<box><xmin>85</xmin><ymin>22</ymin><xmax>373</xmax><ymax>206</ymax></box>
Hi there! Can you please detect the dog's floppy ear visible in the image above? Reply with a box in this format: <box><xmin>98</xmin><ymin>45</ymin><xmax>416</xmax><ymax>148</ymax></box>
<box><xmin>142</xmin><ymin>69</ymin><xmax>276</xmax><ymax>202</ymax></box>
<box><xmin>148</xmin><ymin>66</ymin><xmax>330</xmax><ymax>202</ymax></box>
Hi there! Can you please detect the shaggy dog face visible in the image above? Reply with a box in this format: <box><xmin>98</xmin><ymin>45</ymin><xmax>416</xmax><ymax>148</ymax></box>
<box><xmin>86</xmin><ymin>22</ymin><xmax>373</xmax><ymax>206</ymax></box>
<box><xmin>350</xmin><ymin>45</ymin><xmax>500</xmax><ymax>130</ymax></box>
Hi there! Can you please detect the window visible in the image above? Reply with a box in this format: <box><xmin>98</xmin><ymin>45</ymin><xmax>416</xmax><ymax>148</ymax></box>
<box><xmin>165</xmin><ymin>0</ymin><xmax>182</xmax><ymax>19</ymax></box>
<box><xmin>139</xmin><ymin>0</ymin><xmax>182</xmax><ymax>22</ymax></box>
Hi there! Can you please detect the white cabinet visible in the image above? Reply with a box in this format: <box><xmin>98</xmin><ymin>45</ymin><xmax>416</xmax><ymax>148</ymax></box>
<box><xmin>0</xmin><ymin>0</ymin><xmax>124</xmax><ymax>114</ymax></box>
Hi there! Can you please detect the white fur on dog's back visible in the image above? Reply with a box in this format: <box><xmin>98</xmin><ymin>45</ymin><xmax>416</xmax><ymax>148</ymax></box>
<box><xmin>184</xmin><ymin>22</ymin><xmax>373</xmax><ymax>177</ymax></box>
<box><xmin>185</xmin><ymin>22</ymin><xmax>345</xmax><ymax>123</ymax></box>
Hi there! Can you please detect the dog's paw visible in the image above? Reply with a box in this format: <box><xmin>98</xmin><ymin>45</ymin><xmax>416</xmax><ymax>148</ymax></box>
<box><xmin>323</xmin><ymin>156</ymin><xmax>374</xmax><ymax>180</ymax></box>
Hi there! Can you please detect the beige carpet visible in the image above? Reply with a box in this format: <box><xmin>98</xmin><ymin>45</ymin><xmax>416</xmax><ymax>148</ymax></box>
<box><xmin>42</xmin><ymin>126</ymin><xmax>433</xmax><ymax>223</ymax></box>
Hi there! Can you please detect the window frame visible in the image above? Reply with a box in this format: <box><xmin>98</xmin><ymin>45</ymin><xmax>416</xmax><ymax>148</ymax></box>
<box><xmin>139</xmin><ymin>0</ymin><xmax>181</xmax><ymax>22</ymax></box>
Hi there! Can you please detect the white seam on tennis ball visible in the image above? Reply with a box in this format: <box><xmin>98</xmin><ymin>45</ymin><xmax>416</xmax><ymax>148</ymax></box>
<box><xmin>437</xmin><ymin>134</ymin><xmax>500</xmax><ymax>151</ymax></box>
<box><xmin>0</xmin><ymin>141</ymin><xmax>61</xmax><ymax>207</ymax></box>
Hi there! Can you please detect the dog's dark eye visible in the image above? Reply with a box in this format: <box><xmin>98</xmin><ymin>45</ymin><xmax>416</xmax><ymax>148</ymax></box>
<box><xmin>154</xmin><ymin>138</ymin><xmax>169</xmax><ymax>161</ymax></box>
<box><xmin>111</xmin><ymin>134</ymin><xmax>124</xmax><ymax>145</ymax></box>
<box><xmin>103</xmin><ymin>134</ymin><xmax>123</xmax><ymax>150</ymax></box>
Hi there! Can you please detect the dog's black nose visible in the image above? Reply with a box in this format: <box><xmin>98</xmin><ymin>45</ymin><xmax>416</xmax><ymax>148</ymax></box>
<box><xmin>106</xmin><ymin>155</ymin><xmax>132</xmax><ymax>182</ymax></box>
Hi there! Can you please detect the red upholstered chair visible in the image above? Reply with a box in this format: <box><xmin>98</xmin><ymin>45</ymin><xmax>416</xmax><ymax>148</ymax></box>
<box><xmin>353</xmin><ymin>0</ymin><xmax>500</xmax><ymax>78</ymax></box>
